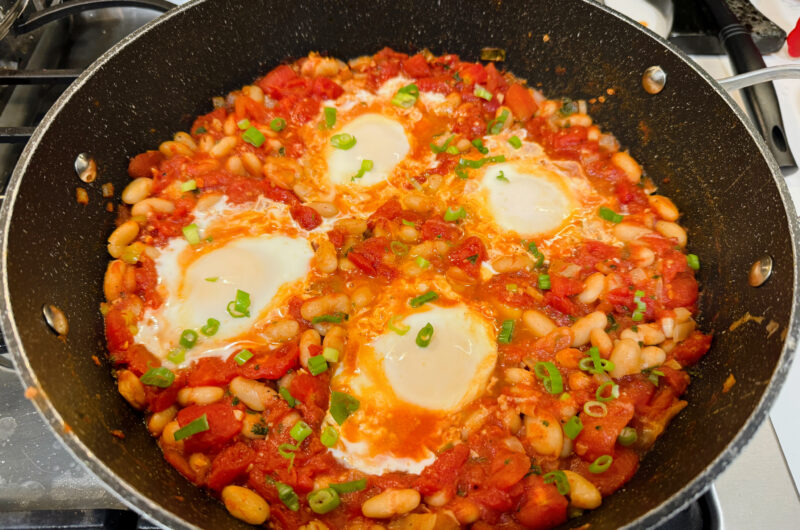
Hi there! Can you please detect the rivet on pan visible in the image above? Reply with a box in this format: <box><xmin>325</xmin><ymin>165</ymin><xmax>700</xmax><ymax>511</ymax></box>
<box><xmin>749</xmin><ymin>255</ymin><xmax>773</xmax><ymax>287</ymax></box>
<box><xmin>42</xmin><ymin>304</ymin><xmax>69</xmax><ymax>336</ymax></box>
<box><xmin>642</xmin><ymin>66</ymin><xmax>666</xmax><ymax>94</ymax></box>
<box><xmin>75</xmin><ymin>153</ymin><xmax>97</xmax><ymax>183</ymax></box>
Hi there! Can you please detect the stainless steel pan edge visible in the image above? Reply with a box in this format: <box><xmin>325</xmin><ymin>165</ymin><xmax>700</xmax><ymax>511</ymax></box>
<box><xmin>0</xmin><ymin>0</ymin><xmax>796</xmax><ymax>528</ymax></box>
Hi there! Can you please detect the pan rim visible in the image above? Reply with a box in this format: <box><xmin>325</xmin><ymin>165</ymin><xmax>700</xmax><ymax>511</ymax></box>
<box><xmin>0</xmin><ymin>0</ymin><xmax>797</xmax><ymax>528</ymax></box>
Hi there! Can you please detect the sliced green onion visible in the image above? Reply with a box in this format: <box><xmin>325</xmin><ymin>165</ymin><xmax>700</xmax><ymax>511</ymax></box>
<box><xmin>307</xmin><ymin>487</ymin><xmax>341</xmax><ymax>514</ymax></box>
<box><xmin>487</xmin><ymin>109</ymin><xmax>510</xmax><ymax>135</ymax></box>
<box><xmin>322</xmin><ymin>347</ymin><xmax>339</xmax><ymax>363</ymax></box>
<box><xmin>227</xmin><ymin>289</ymin><xmax>251</xmax><ymax>318</ymax></box>
<box><xmin>543</xmin><ymin>470</ymin><xmax>570</xmax><ymax>495</ymax></box>
<box><xmin>631</xmin><ymin>310</ymin><xmax>644</xmax><ymax>322</ymax></box>
<box><xmin>173</xmin><ymin>414</ymin><xmax>209</xmax><ymax>441</ymax></box>
<box><xmin>446</xmin><ymin>145</ymin><xmax>460</xmax><ymax>155</ymax></box>
<box><xmin>324</xmin><ymin>107</ymin><xmax>337</xmax><ymax>128</ymax></box>
<box><xmin>415</xmin><ymin>256</ymin><xmax>431</xmax><ymax>269</ymax></box>
<box><xmin>564</xmin><ymin>416</ymin><xmax>583</xmax><ymax>440</ymax></box>
<box><xmin>645</xmin><ymin>368</ymin><xmax>665</xmax><ymax>386</ymax></box>
<box><xmin>474</xmin><ymin>85</ymin><xmax>493</xmax><ymax>101</ymax></box>
<box><xmin>140</xmin><ymin>367</ymin><xmax>175</xmax><ymax>388</ymax></box>
<box><xmin>167</xmin><ymin>348</ymin><xmax>185</xmax><ymax>364</ymax></box>
<box><xmin>401</xmin><ymin>219</ymin><xmax>416</xmax><ymax>226</ymax></box>
<box><xmin>194</xmin><ymin>126</ymin><xmax>207</xmax><ymax>134</ymax></box>
<box><xmin>579</xmin><ymin>346</ymin><xmax>615</xmax><ymax>375</ymax></box>
<box><xmin>205</xmin><ymin>277</ymin><xmax>218</xmax><ymax>282</ymax></box>
<box><xmin>182</xmin><ymin>223</ymin><xmax>201</xmax><ymax>245</ymax></box>
<box><xmin>330</xmin><ymin>478</ymin><xmax>367</xmax><ymax>494</ymax></box>
<box><xmin>391</xmin><ymin>83</ymin><xmax>419</xmax><ymax>108</ymax></box>
<box><xmin>290</xmin><ymin>420</ymin><xmax>313</xmax><ymax>444</ymax></box>
<box><xmin>275</xmin><ymin>481</ymin><xmax>299</xmax><ymax>511</ymax></box>
<box><xmin>179</xmin><ymin>329</ymin><xmax>198</xmax><ymax>349</ymax></box>
<box><xmin>443</xmin><ymin>206</ymin><xmax>466</xmax><ymax>222</ymax></box>
<box><xmin>308</xmin><ymin>354</ymin><xmax>328</xmax><ymax>376</ymax></box>
<box><xmin>311</xmin><ymin>312</ymin><xmax>346</xmax><ymax>324</ymax></box>
<box><xmin>598</xmin><ymin>206</ymin><xmax>624</xmax><ymax>224</ymax></box>
<box><xmin>409</xmin><ymin>290</ymin><xmax>438</xmax><ymax>308</ymax></box>
<box><xmin>321</xmin><ymin>425</ymin><xmax>339</xmax><ymax>447</ymax></box>
<box><xmin>496</xmin><ymin>170</ymin><xmax>509</xmax><ymax>182</ymax></box>
<box><xmin>390</xmin><ymin>240</ymin><xmax>409</xmax><ymax>256</ymax></box>
<box><xmin>200</xmin><ymin>318</ymin><xmax>220</xmax><ymax>336</ymax></box>
<box><xmin>508</xmin><ymin>135</ymin><xmax>523</xmax><ymax>149</ymax></box>
<box><xmin>471</xmin><ymin>138</ymin><xmax>489</xmax><ymax>154</ymax></box>
<box><xmin>279</xmin><ymin>386</ymin><xmax>296</xmax><ymax>408</ymax></box>
<box><xmin>534</xmin><ymin>361</ymin><xmax>564</xmax><ymax>394</ymax></box>
<box><xmin>242</xmin><ymin>126</ymin><xmax>265</xmax><ymax>147</ymax></box>
<box><xmin>430</xmin><ymin>135</ymin><xmax>455</xmax><ymax>154</ymax></box>
<box><xmin>588</xmin><ymin>455</ymin><xmax>613</xmax><ymax>474</ymax></box>
<box><xmin>237</xmin><ymin>119</ymin><xmax>250</xmax><ymax>130</ymax></box>
<box><xmin>618</xmin><ymin>426</ymin><xmax>638</xmax><ymax>446</ymax></box>
<box><xmin>234</xmin><ymin>349</ymin><xmax>254</xmax><ymax>366</ymax></box>
<box><xmin>457</xmin><ymin>155</ymin><xmax>506</xmax><ymax>169</ymax></box>
<box><xmin>687</xmin><ymin>253</ymin><xmax>700</xmax><ymax>270</ymax></box>
<box><xmin>595</xmin><ymin>381</ymin><xmax>620</xmax><ymax>402</ymax></box>
<box><xmin>538</xmin><ymin>274</ymin><xmax>551</xmax><ymax>290</ymax></box>
<box><xmin>270</xmin><ymin>117</ymin><xmax>286</xmax><ymax>132</ymax></box>
<box><xmin>506</xmin><ymin>283</ymin><xmax>518</xmax><ymax>292</ymax></box>
<box><xmin>351</xmin><ymin>159</ymin><xmax>374</xmax><ymax>181</ymax></box>
<box><xmin>387</xmin><ymin>315</ymin><xmax>411</xmax><ymax>336</ymax></box>
<box><xmin>498</xmin><ymin>319</ymin><xmax>515</xmax><ymax>344</ymax></box>
<box><xmin>583</xmin><ymin>400</ymin><xmax>608</xmax><ymax>418</ymax></box>
<box><xmin>278</xmin><ymin>442</ymin><xmax>298</xmax><ymax>465</ymax></box>
<box><xmin>181</xmin><ymin>179</ymin><xmax>197</xmax><ymax>192</ymax></box>
<box><xmin>331</xmin><ymin>133</ymin><xmax>356</xmax><ymax>150</ymax></box>
<box><xmin>523</xmin><ymin>240</ymin><xmax>545</xmax><ymax>267</ymax></box>
<box><xmin>330</xmin><ymin>391</ymin><xmax>360</xmax><ymax>425</ymax></box>
<box><xmin>416</xmin><ymin>323</ymin><xmax>434</xmax><ymax>347</ymax></box>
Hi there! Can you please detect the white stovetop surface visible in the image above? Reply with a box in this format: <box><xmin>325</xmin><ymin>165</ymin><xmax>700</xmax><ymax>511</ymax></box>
<box><xmin>689</xmin><ymin>0</ymin><xmax>800</xmax><ymax>527</ymax></box>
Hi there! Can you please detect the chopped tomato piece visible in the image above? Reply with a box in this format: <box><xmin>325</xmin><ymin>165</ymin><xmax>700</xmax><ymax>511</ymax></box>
<box><xmin>187</xmin><ymin>357</ymin><xmax>237</xmax><ymax>387</ymax></box>
<box><xmin>347</xmin><ymin>237</ymin><xmax>398</xmax><ymax>280</ymax></box>
<box><xmin>505</xmin><ymin>83</ymin><xmax>538</xmax><ymax>121</ymax></box>
<box><xmin>127</xmin><ymin>150</ymin><xmax>164</xmax><ymax>179</ymax></box>
<box><xmin>105</xmin><ymin>307</ymin><xmax>134</xmax><ymax>353</ymax></box>
<box><xmin>662</xmin><ymin>271</ymin><xmax>698</xmax><ymax>309</ymax></box>
<box><xmin>516</xmin><ymin>475</ymin><xmax>569</xmax><ymax>529</ymax></box>
<box><xmin>549</xmin><ymin>274</ymin><xmax>583</xmax><ymax>297</ymax></box>
<box><xmin>290</xmin><ymin>204</ymin><xmax>322</xmax><ymax>230</ymax></box>
<box><xmin>311</xmin><ymin>77</ymin><xmax>344</xmax><ymax>100</ymax></box>
<box><xmin>402</xmin><ymin>53</ymin><xmax>432</xmax><ymax>78</ymax></box>
<box><xmin>569</xmin><ymin>447</ymin><xmax>639</xmax><ymax>496</ymax></box>
<box><xmin>237</xmin><ymin>343</ymin><xmax>299</xmax><ymax>380</ymax></box>
<box><xmin>207</xmin><ymin>442</ymin><xmax>256</xmax><ymax>491</ymax></box>
<box><xmin>448</xmin><ymin>236</ymin><xmax>487</xmax><ymax>277</ymax></box>
<box><xmin>420</xmin><ymin>218</ymin><xmax>462</xmax><ymax>241</ymax></box>
<box><xmin>670</xmin><ymin>331</ymin><xmax>712</xmax><ymax>367</ymax></box>
<box><xmin>177</xmin><ymin>403</ymin><xmax>242</xmax><ymax>454</ymax></box>
<box><xmin>574</xmin><ymin>401</ymin><xmax>634</xmax><ymax>462</ymax></box>
<box><xmin>416</xmin><ymin>443</ymin><xmax>469</xmax><ymax>495</ymax></box>
<box><xmin>487</xmin><ymin>451</ymin><xmax>531</xmax><ymax>490</ymax></box>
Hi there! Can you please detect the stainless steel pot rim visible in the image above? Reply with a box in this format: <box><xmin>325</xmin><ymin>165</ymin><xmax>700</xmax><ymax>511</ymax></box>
<box><xmin>0</xmin><ymin>1</ymin><xmax>797</xmax><ymax>529</ymax></box>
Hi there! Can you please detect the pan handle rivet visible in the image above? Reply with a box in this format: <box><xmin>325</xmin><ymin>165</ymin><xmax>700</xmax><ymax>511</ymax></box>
<box><xmin>75</xmin><ymin>153</ymin><xmax>97</xmax><ymax>183</ymax></box>
<box><xmin>749</xmin><ymin>255</ymin><xmax>773</xmax><ymax>287</ymax></box>
<box><xmin>42</xmin><ymin>304</ymin><xmax>69</xmax><ymax>336</ymax></box>
<box><xmin>642</xmin><ymin>66</ymin><xmax>666</xmax><ymax>94</ymax></box>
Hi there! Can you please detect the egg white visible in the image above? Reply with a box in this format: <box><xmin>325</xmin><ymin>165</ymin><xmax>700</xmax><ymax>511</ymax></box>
<box><xmin>326</xmin><ymin>113</ymin><xmax>410</xmax><ymax>186</ymax></box>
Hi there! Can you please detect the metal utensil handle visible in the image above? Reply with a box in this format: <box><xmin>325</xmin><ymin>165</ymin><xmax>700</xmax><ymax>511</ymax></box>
<box><xmin>718</xmin><ymin>65</ymin><xmax>800</xmax><ymax>91</ymax></box>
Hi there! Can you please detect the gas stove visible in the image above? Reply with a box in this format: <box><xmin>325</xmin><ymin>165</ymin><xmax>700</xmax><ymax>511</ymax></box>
<box><xmin>0</xmin><ymin>1</ymin><xmax>798</xmax><ymax>529</ymax></box>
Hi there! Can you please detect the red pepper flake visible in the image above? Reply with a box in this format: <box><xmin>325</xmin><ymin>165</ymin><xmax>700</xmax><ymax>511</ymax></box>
<box><xmin>110</xmin><ymin>429</ymin><xmax>125</xmax><ymax>439</ymax></box>
<box><xmin>722</xmin><ymin>374</ymin><xmax>736</xmax><ymax>393</ymax></box>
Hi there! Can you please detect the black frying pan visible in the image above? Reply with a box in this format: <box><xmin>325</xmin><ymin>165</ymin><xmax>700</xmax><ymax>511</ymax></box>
<box><xmin>1</xmin><ymin>0</ymin><xmax>797</xmax><ymax>528</ymax></box>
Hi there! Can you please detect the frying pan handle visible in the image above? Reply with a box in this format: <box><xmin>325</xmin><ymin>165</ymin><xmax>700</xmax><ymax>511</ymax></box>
<box><xmin>718</xmin><ymin>65</ymin><xmax>800</xmax><ymax>91</ymax></box>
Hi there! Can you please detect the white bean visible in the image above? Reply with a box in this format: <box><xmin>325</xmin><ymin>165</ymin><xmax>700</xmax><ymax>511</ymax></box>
<box><xmin>147</xmin><ymin>406</ymin><xmax>177</xmax><ymax>436</ymax></box>
<box><xmin>609</xmin><ymin>338</ymin><xmax>643</xmax><ymax>378</ymax></box>
<box><xmin>612</xmin><ymin>151</ymin><xmax>642</xmax><ymax>183</ymax></box>
<box><xmin>563</xmin><ymin>470</ymin><xmax>602</xmax><ymax>509</ymax></box>
<box><xmin>121</xmin><ymin>178</ymin><xmax>153</xmax><ymax>204</ymax></box>
<box><xmin>229</xmin><ymin>377</ymin><xmax>278</xmax><ymax>411</ymax></box>
<box><xmin>648</xmin><ymin>194</ymin><xmax>679</xmax><ymax>221</ymax></box>
<box><xmin>523</xmin><ymin>310</ymin><xmax>557</xmax><ymax>338</ymax></box>
<box><xmin>577</xmin><ymin>273</ymin><xmax>605</xmax><ymax>304</ymax></box>
<box><xmin>640</xmin><ymin>346</ymin><xmax>667</xmax><ymax>370</ymax></box>
<box><xmin>570</xmin><ymin>311</ymin><xmax>607</xmax><ymax>347</ymax></box>
<box><xmin>655</xmin><ymin>220</ymin><xmax>687</xmax><ymax>247</ymax></box>
<box><xmin>523</xmin><ymin>412</ymin><xmax>563</xmax><ymax>458</ymax></box>
<box><xmin>177</xmin><ymin>386</ymin><xmax>224</xmax><ymax>406</ymax></box>
<box><xmin>222</xmin><ymin>485</ymin><xmax>270</xmax><ymax>525</ymax></box>
<box><xmin>361</xmin><ymin>489</ymin><xmax>421</xmax><ymax>519</ymax></box>
<box><xmin>117</xmin><ymin>370</ymin><xmax>145</xmax><ymax>410</ymax></box>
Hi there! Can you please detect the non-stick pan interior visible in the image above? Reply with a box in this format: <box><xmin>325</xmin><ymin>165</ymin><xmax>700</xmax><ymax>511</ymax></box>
<box><xmin>2</xmin><ymin>0</ymin><xmax>796</xmax><ymax>528</ymax></box>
